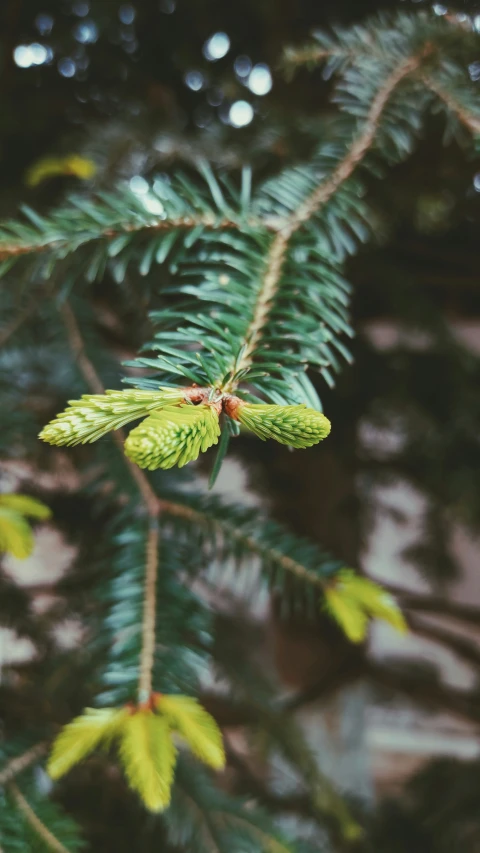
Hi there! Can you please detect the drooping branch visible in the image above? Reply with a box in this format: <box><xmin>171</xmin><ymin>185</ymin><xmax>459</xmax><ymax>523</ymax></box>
<box><xmin>157</xmin><ymin>496</ymin><xmax>329</xmax><ymax>590</ymax></box>
<box><xmin>8</xmin><ymin>783</ymin><xmax>71</xmax><ymax>853</ymax></box>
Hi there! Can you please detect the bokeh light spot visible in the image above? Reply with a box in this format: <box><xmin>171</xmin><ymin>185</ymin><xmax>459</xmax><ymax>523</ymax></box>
<box><xmin>74</xmin><ymin>20</ymin><xmax>98</xmax><ymax>44</ymax></box>
<box><xmin>229</xmin><ymin>100</ymin><xmax>254</xmax><ymax>127</ymax></box>
<box><xmin>184</xmin><ymin>70</ymin><xmax>204</xmax><ymax>91</ymax></box>
<box><xmin>35</xmin><ymin>13</ymin><xmax>54</xmax><ymax>35</ymax></box>
<box><xmin>58</xmin><ymin>57</ymin><xmax>76</xmax><ymax>77</ymax></box>
<box><xmin>119</xmin><ymin>5</ymin><xmax>136</xmax><ymax>24</ymax></box>
<box><xmin>203</xmin><ymin>32</ymin><xmax>230</xmax><ymax>61</ymax></box>
<box><xmin>234</xmin><ymin>55</ymin><xmax>252</xmax><ymax>78</ymax></box>
<box><xmin>247</xmin><ymin>63</ymin><xmax>272</xmax><ymax>95</ymax></box>
<box><xmin>72</xmin><ymin>1</ymin><xmax>89</xmax><ymax>16</ymax></box>
<box><xmin>14</xmin><ymin>44</ymin><xmax>49</xmax><ymax>68</ymax></box>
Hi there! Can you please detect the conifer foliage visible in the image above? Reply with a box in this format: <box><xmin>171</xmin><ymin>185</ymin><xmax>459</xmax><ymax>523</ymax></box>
<box><xmin>1</xmin><ymin>9</ymin><xmax>480</xmax><ymax>852</ymax></box>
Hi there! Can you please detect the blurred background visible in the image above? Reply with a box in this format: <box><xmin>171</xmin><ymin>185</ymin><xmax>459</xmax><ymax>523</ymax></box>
<box><xmin>2</xmin><ymin>0</ymin><xmax>480</xmax><ymax>850</ymax></box>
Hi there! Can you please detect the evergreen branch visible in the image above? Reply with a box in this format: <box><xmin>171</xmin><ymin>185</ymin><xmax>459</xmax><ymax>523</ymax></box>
<box><xmin>0</xmin><ymin>743</ymin><xmax>47</xmax><ymax>786</ymax></box>
<box><xmin>0</xmin><ymin>211</ymin><xmax>241</xmax><ymax>264</ymax></box>
<box><xmin>224</xmin><ymin>52</ymin><xmax>425</xmax><ymax>388</ymax></box>
<box><xmin>8</xmin><ymin>783</ymin><xmax>72</xmax><ymax>853</ymax></box>
<box><xmin>421</xmin><ymin>74</ymin><xmax>480</xmax><ymax>134</ymax></box>
<box><xmin>223</xmin><ymin>231</ymin><xmax>290</xmax><ymax>386</ymax></box>
<box><xmin>157</xmin><ymin>494</ymin><xmax>343</xmax><ymax>594</ymax></box>
<box><xmin>60</xmin><ymin>306</ymin><xmax>339</xmax><ymax>613</ymax></box>
<box><xmin>292</xmin><ymin>52</ymin><xmax>427</xmax><ymax>227</ymax></box>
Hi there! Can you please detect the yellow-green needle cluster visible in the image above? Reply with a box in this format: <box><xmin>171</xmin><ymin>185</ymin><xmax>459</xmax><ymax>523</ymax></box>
<box><xmin>39</xmin><ymin>388</ymin><xmax>183</xmax><ymax>446</ymax></box>
<box><xmin>236</xmin><ymin>402</ymin><xmax>331</xmax><ymax>447</ymax></box>
<box><xmin>124</xmin><ymin>403</ymin><xmax>220</xmax><ymax>470</ymax></box>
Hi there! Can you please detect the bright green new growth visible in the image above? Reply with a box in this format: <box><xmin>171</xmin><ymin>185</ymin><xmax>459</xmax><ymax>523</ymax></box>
<box><xmin>0</xmin><ymin>493</ymin><xmax>52</xmax><ymax>559</ymax></box>
<box><xmin>155</xmin><ymin>694</ymin><xmax>225</xmax><ymax>770</ymax></box>
<box><xmin>236</xmin><ymin>402</ymin><xmax>331</xmax><ymax>448</ymax></box>
<box><xmin>124</xmin><ymin>403</ymin><xmax>221</xmax><ymax>470</ymax></box>
<box><xmin>47</xmin><ymin>707</ymin><xmax>129</xmax><ymax>781</ymax></box>
<box><xmin>47</xmin><ymin>697</ymin><xmax>225</xmax><ymax>813</ymax></box>
<box><xmin>39</xmin><ymin>388</ymin><xmax>183</xmax><ymax>447</ymax></box>
<box><xmin>324</xmin><ymin>569</ymin><xmax>407</xmax><ymax>643</ymax></box>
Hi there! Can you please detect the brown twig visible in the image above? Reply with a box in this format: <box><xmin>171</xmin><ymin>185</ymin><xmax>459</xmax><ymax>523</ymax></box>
<box><xmin>283</xmin><ymin>46</ymin><xmax>349</xmax><ymax>68</ymax></box>
<box><xmin>0</xmin><ymin>297</ymin><xmax>39</xmax><ymax>348</ymax></box>
<box><xmin>0</xmin><ymin>742</ymin><xmax>47</xmax><ymax>786</ymax></box>
<box><xmin>9</xmin><ymin>782</ymin><xmax>72</xmax><ymax>853</ymax></box>
<box><xmin>366</xmin><ymin>661</ymin><xmax>480</xmax><ymax>724</ymax></box>
<box><xmin>386</xmin><ymin>584</ymin><xmax>480</xmax><ymax>628</ymax></box>
<box><xmin>406</xmin><ymin>613</ymin><xmax>480</xmax><ymax>670</ymax></box>
<box><xmin>60</xmin><ymin>302</ymin><xmax>161</xmax><ymax>700</ymax></box>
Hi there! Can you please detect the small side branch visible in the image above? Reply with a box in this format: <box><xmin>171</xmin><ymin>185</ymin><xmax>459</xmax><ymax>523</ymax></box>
<box><xmin>60</xmin><ymin>302</ymin><xmax>104</xmax><ymax>396</ymax></box>
<box><xmin>157</xmin><ymin>496</ymin><xmax>327</xmax><ymax>590</ymax></box>
<box><xmin>422</xmin><ymin>74</ymin><xmax>480</xmax><ymax>134</ymax></box>
<box><xmin>0</xmin><ymin>297</ymin><xmax>39</xmax><ymax>348</ymax></box>
<box><xmin>9</xmin><ymin>783</ymin><xmax>71</xmax><ymax>853</ymax></box>
<box><xmin>0</xmin><ymin>743</ymin><xmax>47</xmax><ymax>786</ymax></box>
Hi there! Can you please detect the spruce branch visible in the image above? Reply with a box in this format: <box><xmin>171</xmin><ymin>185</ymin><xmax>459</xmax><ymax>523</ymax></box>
<box><xmin>421</xmin><ymin>73</ymin><xmax>480</xmax><ymax>134</ymax></box>
<box><xmin>8</xmin><ymin>783</ymin><xmax>72</xmax><ymax>853</ymax></box>
<box><xmin>291</xmin><ymin>52</ymin><xmax>427</xmax><ymax>227</ymax></box>
<box><xmin>224</xmin><ymin>52</ymin><xmax>425</xmax><ymax>390</ymax></box>
<box><xmin>0</xmin><ymin>209</ymin><xmax>243</xmax><ymax>265</ymax></box>
<box><xmin>157</xmin><ymin>496</ymin><xmax>330</xmax><ymax>591</ymax></box>
<box><xmin>58</xmin><ymin>303</ymin><xmax>342</xmax><ymax>608</ymax></box>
